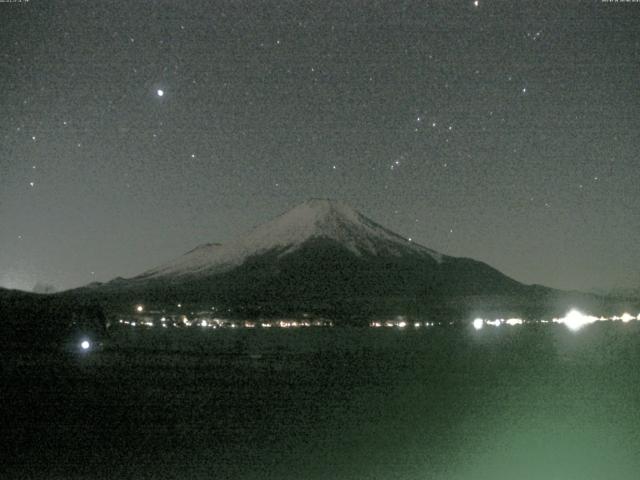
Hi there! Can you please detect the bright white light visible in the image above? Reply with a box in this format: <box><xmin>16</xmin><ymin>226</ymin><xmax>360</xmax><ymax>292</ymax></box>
<box><xmin>80</xmin><ymin>340</ymin><xmax>90</xmax><ymax>350</ymax></box>
<box><xmin>397</xmin><ymin>321</ymin><xmax>407</xmax><ymax>328</ymax></box>
<box><xmin>473</xmin><ymin>318</ymin><xmax>484</xmax><ymax>330</ymax></box>
<box><xmin>621</xmin><ymin>313</ymin><xmax>634</xmax><ymax>323</ymax></box>
<box><xmin>561</xmin><ymin>309</ymin><xmax>594</xmax><ymax>331</ymax></box>
<box><xmin>505</xmin><ymin>318</ymin><xmax>523</xmax><ymax>326</ymax></box>
<box><xmin>135</xmin><ymin>305</ymin><xmax>144</xmax><ymax>313</ymax></box>
<box><xmin>157</xmin><ymin>89</ymin><xmax>164</xmax><ymax>97</ymax></box>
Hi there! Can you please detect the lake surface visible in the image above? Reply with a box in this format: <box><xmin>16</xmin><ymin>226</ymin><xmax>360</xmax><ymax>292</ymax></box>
<box><xmin>3</xmin><ymin>323</ymin><xmax>640</xmax><ymax>479</ymax></box>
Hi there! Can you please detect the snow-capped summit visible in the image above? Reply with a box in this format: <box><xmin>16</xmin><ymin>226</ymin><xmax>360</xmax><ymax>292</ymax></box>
<box><xmin>135</xmin><ymin>199</ymin><xmax>443</xmax><ymax>280</ymax></box>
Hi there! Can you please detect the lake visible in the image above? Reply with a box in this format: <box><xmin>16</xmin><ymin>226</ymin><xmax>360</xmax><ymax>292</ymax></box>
<box><xmin>3</xmin><ymin>323</ymin><xmax>640</xmax><ymax>479</ymax></box>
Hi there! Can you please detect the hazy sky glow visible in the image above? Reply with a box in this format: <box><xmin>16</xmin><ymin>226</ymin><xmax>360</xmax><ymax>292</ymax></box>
<box><xmin>1</xmin><ymin>1</ymin><xmax>638</xmax><ymax>292</ymax></box>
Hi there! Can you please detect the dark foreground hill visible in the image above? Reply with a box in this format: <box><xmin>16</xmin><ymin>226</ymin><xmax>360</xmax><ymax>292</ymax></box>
<box><xmin>0</xmin><ymin>288</ymin><xmax>107</xmax><ymax>348</ymax></box>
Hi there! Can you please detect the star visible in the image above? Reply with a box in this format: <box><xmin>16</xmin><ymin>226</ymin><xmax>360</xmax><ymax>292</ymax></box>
<box><xmin>157</xmin><ymin>89</ymin><xmax>164</xmax><ymax>97</ymax></box>
<box><xmin>473</xmin><ymin>0</ymin><xmax>479</xmax><ymax>7</ymax></box>
<box><xmin>29</xmin><ymin>181</ymin><xmax>35</xmax><ymax>187</ymax></box>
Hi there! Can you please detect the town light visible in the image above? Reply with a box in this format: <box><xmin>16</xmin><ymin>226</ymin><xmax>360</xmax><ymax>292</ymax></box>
<box><xmin>621</xmin><ymin>313</ymin><xmax>634</xmax><ymax>323</ymax></box>
<box><xmin>562</xmin><ymin>309</ymin><xmax>592</xmax><ymax>331</ymax></box>
<box><xmin>505</xmin><ymin>318</ymin><xmax>523</xmax><ymax>326</ymax></box>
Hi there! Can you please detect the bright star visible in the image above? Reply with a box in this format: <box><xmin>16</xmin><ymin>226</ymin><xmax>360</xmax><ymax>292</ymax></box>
<box><xmin>157</xmin><ymin>89</ymin><xmax>164</xmax><ymax>97</ymax></box>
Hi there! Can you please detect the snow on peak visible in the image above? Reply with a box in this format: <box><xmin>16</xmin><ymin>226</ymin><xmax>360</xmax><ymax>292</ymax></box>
<box><xmin>136</xmin><ymin>199</ymin><xmax>443</xmax><ymax>279</ymax></box>
<box><xmin>139</xmin><ymin>242</ymin><xmax>224</xmax><ymax>278</ymax></box>
<box><xmin>243</xmin><ymin>198</ymin><xmax>368</xmax><ymax>249</ymax></box>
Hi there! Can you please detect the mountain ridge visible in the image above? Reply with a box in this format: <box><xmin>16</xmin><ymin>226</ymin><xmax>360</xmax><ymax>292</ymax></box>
<box><xmin>132</xmin><ymin>198</ymin><xmax>444</xmax><ymax>281</ymax></box>
<box><xmin>62</xmin><ymin>199</ymin><xmax>624</xmax><ymax>321</ymax></box>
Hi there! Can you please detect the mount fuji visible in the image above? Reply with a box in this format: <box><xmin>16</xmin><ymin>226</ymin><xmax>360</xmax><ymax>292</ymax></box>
<box><xmin>137</xmin><ymin>198</ymin><xmax>444</xmax><ymax>280</ymax></box>
<box><xmin>76</xmin><ymin>199</ymin><xmax>583</xmax><ymax>320</ymax></box>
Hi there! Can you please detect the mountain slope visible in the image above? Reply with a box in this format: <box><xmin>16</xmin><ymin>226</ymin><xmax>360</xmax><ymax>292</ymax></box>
<box><xmin>135</xmin><ymin>199</ymin><xmax>442</xmax><ymax>280</ymax></box>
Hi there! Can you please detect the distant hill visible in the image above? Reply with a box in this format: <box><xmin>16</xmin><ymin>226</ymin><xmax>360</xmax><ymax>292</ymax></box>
<box><xmin>591</xmin><ymin>287</ymin><xmax>640</xmax><ymax>300</ymax></box>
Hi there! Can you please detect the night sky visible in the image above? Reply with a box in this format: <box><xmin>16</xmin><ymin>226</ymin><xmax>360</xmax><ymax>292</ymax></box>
<box><xmin>1</xmin><ymin>1</ymin><xmax>638</xmax><ymax>293</ymax></box>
